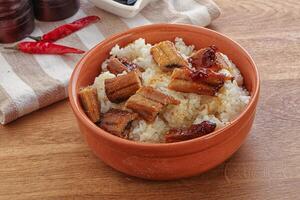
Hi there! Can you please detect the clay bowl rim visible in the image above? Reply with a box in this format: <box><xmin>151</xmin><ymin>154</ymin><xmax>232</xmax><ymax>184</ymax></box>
<box><xmin>69</xmin><ymin>23</ymin><xmax>260</xmax><ymax>152</ymax></box>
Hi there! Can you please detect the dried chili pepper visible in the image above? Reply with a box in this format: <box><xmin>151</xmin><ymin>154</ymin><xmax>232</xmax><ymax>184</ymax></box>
<box><xmin>4</xmin><ymin>42</ymin><xmax>85</xmax><ymax>54</ymax></box>
<box><xmin>28</xmin><ymin>16</ymin><xmax>100</xmax><ymax>42</ymax></box>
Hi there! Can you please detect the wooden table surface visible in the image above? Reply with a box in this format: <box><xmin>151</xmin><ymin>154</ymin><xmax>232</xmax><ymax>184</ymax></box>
<box><xmin>1</xmin><ymin>0</ymin><xmax>300</xmax><ymax>199</ymax></box>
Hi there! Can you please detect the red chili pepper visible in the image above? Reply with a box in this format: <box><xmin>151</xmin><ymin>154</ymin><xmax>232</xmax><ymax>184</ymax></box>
<box><xmin>4</xmin><ymin>42</ymin><xmax>85</xmax><ymax>54</ymax></box>
<box><xmin>28</xmin><ymin>16</ymin><xmax>100</xmax><ymax>42</ymax></box>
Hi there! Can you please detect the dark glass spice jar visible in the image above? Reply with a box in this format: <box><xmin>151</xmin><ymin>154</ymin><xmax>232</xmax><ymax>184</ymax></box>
<box><xmin>32</xmin><ymin>0</ymin><xmax>80</xmax><ymax>22</ymax></box>
<box><xmin>0</xmin><ymin>0</ymin><xmax>35</xmax><ymax>43</ymax></box>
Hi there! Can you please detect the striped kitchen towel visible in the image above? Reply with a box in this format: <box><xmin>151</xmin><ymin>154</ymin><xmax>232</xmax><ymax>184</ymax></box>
<box><xmin>0</xmin><ymin>0</ymin><xmax>221</xmax><ymax>124</ymax></box>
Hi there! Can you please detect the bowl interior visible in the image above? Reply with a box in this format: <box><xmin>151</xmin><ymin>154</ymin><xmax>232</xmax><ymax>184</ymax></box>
<box><xmin>70</xmin><ymin>24</ymin><xmax>259</xmax><ymax>152</ymax></box>
<box><xmin>75</xmin><ymin>25</ymin><xmax>256</xmax><ymax>93</ymax></box>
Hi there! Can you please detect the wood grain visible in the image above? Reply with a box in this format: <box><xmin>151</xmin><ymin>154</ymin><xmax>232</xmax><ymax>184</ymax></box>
<box><xmin>1</xmin><ymin>0</ymin><xmax>300</xmax><ymax>199</ymax></box>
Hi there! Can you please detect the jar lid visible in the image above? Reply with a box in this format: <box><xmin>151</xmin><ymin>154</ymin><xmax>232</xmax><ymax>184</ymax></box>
<box><xmin>33</xmin><ymin>0</ymin><xmax>80</xmax><ymax>21</ymax></box>
<box><xmin>0</xmin><ymin>7</ymin><xmax>33</xmax><ymax>28</ymax></box>
<box><xmin>0</xmin><ymin>0</ymin><xmax>35</xmax><ymax>43</ymax></box>
<box><xmin>0</xmin><ymin>1</ymin><xmax>31</xmax><ymax>19</ymax></box>
<box><xmin>33</xmin><ymin>0</ymin><xmax>77</xmax><ymax>8</ymax></box>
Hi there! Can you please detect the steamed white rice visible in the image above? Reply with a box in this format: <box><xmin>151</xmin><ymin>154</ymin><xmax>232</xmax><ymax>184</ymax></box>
<box><xmin>93</xmin><ymin>38</ymin><xmax>250</xmax><ymax>143</ymax></box>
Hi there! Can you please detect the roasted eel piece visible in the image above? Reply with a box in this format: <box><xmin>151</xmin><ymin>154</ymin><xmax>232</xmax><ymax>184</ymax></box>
<box><xmin>105</xmin><ymin>71</ymin><xmax>142</xmax><ymax>103</ymax></box>
<box><xmin>137</xmin><ymin>86</ymin><xmax>180</xmax><ymax>105</ymax></box>
<box><xmin>126</xmin><ymin>94</ymin><xmax>163</xmax><ymax>122</ymax></box>
<box><xmin>190</xmin><ymin>67</ymin><xmax>233</xmax><ymax>86</ymax></box>
<box><xmin>165</xmin><ymin>121</ymin><xmax>216</xmax><ymax>143</ymax></box>
<box><xmin>169</xmin><ymin>68</ymin><xmax>218</xmax><ymax>96</ymax></box>
<box><xmin>215</xmin><ymin>52</ymin><xmax>244</xmax><ymax>86</ymax></box>
<box><xmin>99</xmin><ymin>108</ymin><xmax>138</xmax><ymax>138</ymax></box>
<box><xmin>215</xmin><ymin>52</ymin><xmax>230</xmax><ymax>69</ymax></box>
<box><xmin>168</xmin><ymin>68</ymin><xmax>233</xmax><ymax>96</ymax></box>
<box><xmin>107</xmin><ymin>57</ymin><xmax>127</xmax><ymax>75</ymax></box>
<box><xmin>107</xmin><ymin>57</ymin><xmax>143</xmax><ymax>75</ymax></box>
<box><xmin>189</xmin><ymin>46</ymin><xmax>221</xmax><ymax>72</ymax></box>
<box><xmin>126</xmin><ymin>86</ymin><xmax>180</xmax><ymax>122</ymax></box>
<box><xmin>151</xmin><ymin>41</ymin><xmax>188</xmax><ymax>71</ymax></box>
<box><xmin>79</xmin><ymin>86</ymin><xmax>101</xmax><ymax>123</ymax></box>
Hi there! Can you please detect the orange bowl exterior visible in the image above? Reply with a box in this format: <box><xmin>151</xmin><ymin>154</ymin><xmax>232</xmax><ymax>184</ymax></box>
<box><xmin>69</xmin><ymin>24</ymin><xmax>260</xmax><ymax>180</ymax></box>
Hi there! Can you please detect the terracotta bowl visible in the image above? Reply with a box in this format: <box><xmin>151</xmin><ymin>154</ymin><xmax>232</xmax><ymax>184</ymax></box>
<box><xmin>69</xmin><ymin>24</ymin><xmax>260</xmax><ymax>180</ymax></box>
